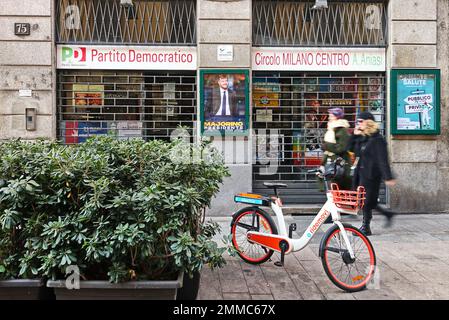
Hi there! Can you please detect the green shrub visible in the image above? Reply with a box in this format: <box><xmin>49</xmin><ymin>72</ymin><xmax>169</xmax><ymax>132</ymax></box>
<box><xmin>0</xmin><ymin>137</ymin><xmax>230</xmax><ymax>282</ymax></box>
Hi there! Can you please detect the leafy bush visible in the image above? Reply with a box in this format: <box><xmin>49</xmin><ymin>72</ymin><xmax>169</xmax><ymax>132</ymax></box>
<box><xmin>0</xmin><ymin>137</ymin><xmax>230</xmax><ymax>282</ymax></box>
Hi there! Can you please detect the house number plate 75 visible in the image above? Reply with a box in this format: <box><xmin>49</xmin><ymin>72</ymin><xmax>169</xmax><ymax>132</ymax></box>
<box><xmin>15</xmin><ymin>23</ymin><xmax>31</xmax><ymax>35</ymax></box>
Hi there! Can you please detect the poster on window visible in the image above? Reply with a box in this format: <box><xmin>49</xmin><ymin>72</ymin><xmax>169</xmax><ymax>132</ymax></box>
<box><xmin>253</xmin><ymin>77</ymin><xmax>280</xmax><ymax>108</ymax></box>
<box><xmin>200</xmin><ymin>69</ymin><xmax>249</xmax><ymax>136</ymax></box>
<box><xmin>391</xmin><ymin>69</ymin><xmax>440</xmax><ymax>135</ymax></box>
<box><xmin>61</xmin><ymin>121</ymin><xmax>109</xmax><ymax>144</ymax></box>
<box><xmin>72</xmin><ymin>84</ymin><xmax>104</xmax><ymax>109</ymax></box>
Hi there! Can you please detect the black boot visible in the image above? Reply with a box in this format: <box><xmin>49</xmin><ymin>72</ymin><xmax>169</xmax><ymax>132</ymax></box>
<box><xmin>359</xmin><ymin>223</ymin><xmax>372</xmax><ymax>236</ymax></box>
<box><xmin>359</xmin><ymin>210</ymin><xmax>372</xmax><ymax>236</ymax></box>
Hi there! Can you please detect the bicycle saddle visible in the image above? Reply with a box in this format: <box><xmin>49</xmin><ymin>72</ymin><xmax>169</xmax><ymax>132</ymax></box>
<box><xmin>263</xmin><ymin>182</ymin><xmax>288</xmax><ymax>188</ymax></box>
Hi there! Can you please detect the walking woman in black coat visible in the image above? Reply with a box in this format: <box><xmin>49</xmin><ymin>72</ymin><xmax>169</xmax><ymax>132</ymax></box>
<box><xmin>347</xmin><ymin>112</ymin><xmax>396</xmax><ymax>236</ymax></box>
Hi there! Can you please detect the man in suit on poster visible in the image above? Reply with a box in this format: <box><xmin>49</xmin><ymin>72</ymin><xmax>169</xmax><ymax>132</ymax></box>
<box><xmin>204</xmin><ymin>74</ymin><xmax>240</xmax><ymax>119</ymax></box>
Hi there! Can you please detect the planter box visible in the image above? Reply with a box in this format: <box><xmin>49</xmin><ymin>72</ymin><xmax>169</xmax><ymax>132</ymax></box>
<box><xmin>177</xmin><ymin>271</ymin><xmax>200</xmax><ymax>300</ymax></box>
<box><xmin>47</xmin><ymin>272</ymin><xmax>183</xmax><ymax>300</ymax></box>
<box><xmin>0</xmin><ymin>279</ymin><xmax>55</xmax><ymax>300</ymax></box>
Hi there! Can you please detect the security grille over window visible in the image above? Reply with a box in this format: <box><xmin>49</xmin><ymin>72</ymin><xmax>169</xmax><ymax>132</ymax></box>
<box><xmin>56</xmin><ymin>0</ymin><xmax>196</xmax><ymax>44</ymax></box>
<box><xmin>253</xmin><ymin>0</ymin><xmax>387</xmax><ymax>47</ymax></box>
<box><xmin>57</xmin><ymin>70</ymin><xmax>196</xmax><ymax>144</ymax></box>
<box><xmin>252</xmin><ymin>72</ymin><xmax>386</xmax><ymax>204</ymax></box>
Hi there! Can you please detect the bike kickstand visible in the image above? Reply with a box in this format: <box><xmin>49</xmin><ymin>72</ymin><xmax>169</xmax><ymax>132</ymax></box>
<box><xmin>274</xmin><ymin>240</ymin><xmax>289</xmax><ymax>267</ymax></box>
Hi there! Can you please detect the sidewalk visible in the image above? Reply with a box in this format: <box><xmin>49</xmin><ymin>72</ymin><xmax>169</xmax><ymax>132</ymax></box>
<box><xmin>198</xmin><ymin>214</ymin><xmax>449</xmax><ymax>300</ymax></box>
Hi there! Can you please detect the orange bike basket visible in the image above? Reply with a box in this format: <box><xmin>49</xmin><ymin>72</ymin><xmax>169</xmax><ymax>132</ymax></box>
<box><xmin>330</xmin><ymin>183</ymin><xmax>366</xmax><ymax>211</ymax></box>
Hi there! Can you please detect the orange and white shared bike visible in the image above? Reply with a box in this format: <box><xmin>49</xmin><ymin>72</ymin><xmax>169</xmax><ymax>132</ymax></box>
<box><xmin>230</xmin><ymin>167</ymin><xmax>376</xmax><ymax>292</ymax></box>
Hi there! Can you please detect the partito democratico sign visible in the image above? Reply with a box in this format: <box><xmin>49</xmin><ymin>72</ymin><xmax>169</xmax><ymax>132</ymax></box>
<box><xmin>57</xmin><ymin>45</ymin><xmax>197</xmax><ymax>70</ymax></box>
<box><xmin>252</xmin><ymin>47</ymin><xmax>386</xmax><ymax>72</ymax></box>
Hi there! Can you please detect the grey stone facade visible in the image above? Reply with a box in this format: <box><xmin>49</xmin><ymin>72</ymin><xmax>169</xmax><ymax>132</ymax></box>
<box><xmin>0</xmin><ymin>0</ymin><xmax>55</xmax><ymax>140</ymax></box>
<box><xmin>0</xmin><ymin>0</ymin><xmax>448</xmax><ymax>214</ymax></box>
<box><xmin>387</xmin><ymin>0</ymin><xmax>448</xmax><ymax>213</ymax></box>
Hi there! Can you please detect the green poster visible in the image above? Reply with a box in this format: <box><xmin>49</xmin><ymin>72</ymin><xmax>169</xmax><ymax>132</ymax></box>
<box><xmin>391</xmin><ymin>69</ymin><xmax>440</xmax><ymax>135</ymax></box>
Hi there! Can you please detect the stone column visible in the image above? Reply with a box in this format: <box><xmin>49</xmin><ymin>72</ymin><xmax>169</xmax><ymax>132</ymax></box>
<box><xmin>0</xmin><ymin>0</ymin><xmax>55</xmax><ymax>140</ymax></box>
<box><xmin>388</xmin><ymin>0</ymin><xmax>448</xmax><ymax>212</ymax></box>
<box><xmin>197</xmin><ymin>0</ymin><xmax>253</xmax><ymax>216</ymax></box>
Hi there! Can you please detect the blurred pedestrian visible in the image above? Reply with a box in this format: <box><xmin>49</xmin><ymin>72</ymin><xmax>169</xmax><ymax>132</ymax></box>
<box><xmin>348</xmin><ymin>112</ymin><xmax>397</xmax><ymax>236</ymax></box>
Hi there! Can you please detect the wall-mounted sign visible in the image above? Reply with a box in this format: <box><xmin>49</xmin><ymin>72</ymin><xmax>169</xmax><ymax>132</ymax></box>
<box><xmin>252</xmin><ymin>47</ymin><xmax>385</xmax><ymax>72</ymax></box>
<box><xmin>217</xmin><ymin>45</ymin><xmax>233</xmax><ymax>62</ymax></box>
<box><xmin>14</xmin><ymin>23</ymin><xmax>31</xmax><ymax>35</ymax></box>
<box><xmin>391</xmin><ymin>69</ymin><xmax>440</xmax><ymax>135</ymax></box>
<box><xmin>57</xmin><ymin>45</ymin><xmax>197</xmax><ymax>70</ymax></box>
<box><xmin>200</xmin><ymin>69</ymin><xmax>249</xmax><ymax>136</ymax></box>
<box><xmin>19</xmin><ymin>89</ymin><xmax>32</xmax><ymax>97</ymax></box>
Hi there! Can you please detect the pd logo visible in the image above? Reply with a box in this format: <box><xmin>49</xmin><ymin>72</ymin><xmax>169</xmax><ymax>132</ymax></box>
<box><xmin>61</xmin><ymin>47</ymin><xmax>86</xmax><ymax>63</ymax></box>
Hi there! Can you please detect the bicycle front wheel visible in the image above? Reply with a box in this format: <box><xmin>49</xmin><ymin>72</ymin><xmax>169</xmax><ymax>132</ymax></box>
<box><xmin>320</xmin><ymin>224</ymin><xmax>376</xmax><ymax>292</ymax></box>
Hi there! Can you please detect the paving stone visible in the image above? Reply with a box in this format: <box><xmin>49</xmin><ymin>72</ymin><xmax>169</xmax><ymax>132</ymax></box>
<box><xmin>386</xmin><ymin>281</ymin><xmax>432</xmax><ymax>300</ymax></box>
<box><xmin>286</xmin><ymin>268</ymin><xmax>325</xmax><ymax>300</ymax></box>
<box><xmin>380</xmin><ymin>257</ymin><xmax>416</xmax><ymax>272</ymax></box>
<box><xmin>199</xmin><ymin>214</ymin><xmax>449</xmax><ymax>300</ymax></box>
<box><xmin>241</xmin><ymin>264</ymin><xmax>272</xmax><ymax>295</ymax></box>
<box><xmin>400</xmin><ymin>270</ymin><xmax>431</xmax><ymax>284</ymax></box>
<box><xmin>292</xmin><ymin>246</ymin><xmax>319</xmax><ymax>262</ymax></box>
<box><xmin>198</xmin><ymin>268</ymin><xmax>223</xmax><ymax>300</ymax></box>
<box><xmin>251</xmin><ymin>294</ymin><xmax>274</xmax><ymax>300</ymax></box>
<box><xmin>324</xmin><ymin>292</ymin><xmax>357</xmax><ymax>300</ymax></box>
<box><xmin>298</xmin><ymin>259</ymin><xmax>328</xmax><ymax>278</ymax></box>
<box><xmin>220</xmin><ymin>279</ymin><xmax>250</xmax><ymax>294</ymax></box>
<box><xmin>219</xmin><ymin>260</ymin><xmax>246</xmax><ymax>281</ymax></box>
<box><xmin>222</xmin><ymin>293</ymin><xmax>252</xmax><ymax>300</ymax></box>
<box><xmin>424</xmin><ymin>284</ymin><xmax>449</xmax><ymax>299</ymax></box>
<box><xmin>352</xmin><ymin>287</ymin><xmax>401</xmax><ymax>300</ymax></box>
<box><xmin>311</xmin><ymin>277</ymin><xmax>345</xmax><ymax>295</ymax></box>
<box><xmin>261</xmin><ymin>265</ymin><xmax>303</xmax><ymax>300</ymax></box>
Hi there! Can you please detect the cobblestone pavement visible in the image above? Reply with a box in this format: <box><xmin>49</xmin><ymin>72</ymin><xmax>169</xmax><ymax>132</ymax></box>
<box><xmin>198</xmin><ymin>214</ymin><xmax>449</xmax><ymax>300</ymax></box>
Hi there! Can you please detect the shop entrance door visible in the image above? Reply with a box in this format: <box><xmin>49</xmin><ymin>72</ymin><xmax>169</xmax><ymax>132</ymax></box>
<box><xmin>252</xmin><ymin>72</ymin><xmax>386</xmax><ymax>204</ymax></box>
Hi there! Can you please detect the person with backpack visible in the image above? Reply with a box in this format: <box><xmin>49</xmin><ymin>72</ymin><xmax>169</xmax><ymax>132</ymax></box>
<box><xmin>347</xmin><ymin>111</ymin><xmax>397</xmax><ymax>236</ymax></box>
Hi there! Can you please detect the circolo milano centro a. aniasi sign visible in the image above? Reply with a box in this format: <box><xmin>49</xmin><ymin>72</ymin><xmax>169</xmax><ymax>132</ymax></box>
<box><xmin>252</xmin><ymin>47</ymin><xmax>385</xmax><ymax>72</ymax></box>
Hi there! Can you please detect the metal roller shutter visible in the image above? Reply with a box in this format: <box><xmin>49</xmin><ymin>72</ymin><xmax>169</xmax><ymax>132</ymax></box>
<box><xmin>57</xmin><ymin>70</ymin><xmax>197</xmax><ymax>143</ymax></box>
<box><xmin>252</xmin><ymin>71</ymin><xmax>386</xmax><ymax>204</ymax></box>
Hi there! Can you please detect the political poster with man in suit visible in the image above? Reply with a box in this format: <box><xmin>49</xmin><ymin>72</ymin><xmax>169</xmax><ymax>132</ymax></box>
<box><xmin>201</xmin><ymin>70</ymin><xmax>249</xmax><ymax>136</ymax></box>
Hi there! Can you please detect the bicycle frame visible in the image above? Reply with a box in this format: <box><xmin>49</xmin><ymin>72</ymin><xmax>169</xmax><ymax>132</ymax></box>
<box><xmin>246</xmin><ymin>191</ymin><xmax>356</xmax><ymax>259</ymax></box>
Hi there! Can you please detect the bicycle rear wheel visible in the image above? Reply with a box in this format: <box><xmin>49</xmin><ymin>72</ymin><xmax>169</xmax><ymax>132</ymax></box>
<box><xmin>231</xmin><ymin>208</ymin><xmax>278</xmax><ymax>264</ymax></box>
<box><xmin>320</xmin><ymin>224</ymin><xmax>376</xmax><ymax>292</ymax></box>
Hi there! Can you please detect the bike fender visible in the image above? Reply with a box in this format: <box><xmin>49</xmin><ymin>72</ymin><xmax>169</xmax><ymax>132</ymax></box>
<box><xmin>230</xmin><ymin>206</ymin><xmax>270</xmax><ymax>227</ymax></box>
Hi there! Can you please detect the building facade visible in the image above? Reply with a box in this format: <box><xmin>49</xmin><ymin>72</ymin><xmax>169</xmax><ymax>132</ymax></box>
<box><xmin>0</xmin><ymin>0</ymin><xmax>447</xmax><ymax>215</ymax></box>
